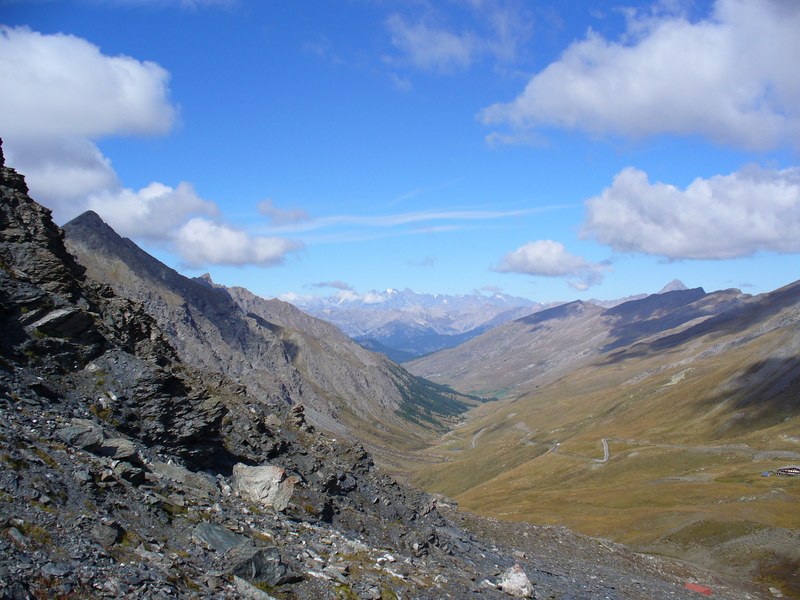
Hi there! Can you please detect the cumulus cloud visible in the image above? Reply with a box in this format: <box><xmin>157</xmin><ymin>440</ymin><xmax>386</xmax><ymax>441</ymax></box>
<box><xmin>0</xmin><ymin>26</ymin><xmax>176</xmax><ymax>218</ymax></box>
<box><xmin>0</xmin><ymin>26</ymin><xmax>299</xmax><ymax>269</ymax></box>
<box><xmin>0</xmin><ymin>26</ymin><xmax>175</xmax><ymax>140</ymax></box>
<box><xmin>174</xmin><ymin>218</ymin><xmax>303</xmax><ymax>268</ymax></box>
<box><xmin>87</xmin><ymin>182</ymin><xmax>218</xmax><ymax>240</ymax></box>
<box><xmin>6</xmin><ymin>137</ymin><xmax>120</xmax><ymax>207</ymax></box>
<box><xmin>582</xmin><ymin>165</ymin><xmax>800</xmax><ymax>260</ymax></box>
<box><xmin>481</xmin><ymin>0</ymin><xmax>800</xmax><ymax>150</ymax></box>
<box><xmin>258</xmin><ymin>199</ymin><xmax>310</xmax><ymax>226</ymax></box>
<box><xmin>494</xmin><ymin>240</ymin><xmax>608</xmax><ymax>290</ymax></box>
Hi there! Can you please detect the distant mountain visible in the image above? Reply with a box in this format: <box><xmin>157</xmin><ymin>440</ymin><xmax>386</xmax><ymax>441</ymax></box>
<box><xmin>291</xmin><ymin>288</ymin><xmax>545</xmax><ymax>362</ymax></box>
<box><xmin>659</xmin><ymin>278</ymin><xmax>689</xmax><ymax>293</ymax></box>
<box><xmin>63</xmin><ymin>211</ymin><xmax>481</xmax><ymax>451</ymax></box>
<box><xmin>407</xmin><ymin>285</ymin><xmax>746</xmax><ymax>398</ymax></box>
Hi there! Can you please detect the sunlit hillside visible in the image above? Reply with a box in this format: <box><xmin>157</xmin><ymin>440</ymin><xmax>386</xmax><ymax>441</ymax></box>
<box><xmin>410</xmin><ymin>281</ymin><xmax>800</xmax><ymax>595</ymax></box>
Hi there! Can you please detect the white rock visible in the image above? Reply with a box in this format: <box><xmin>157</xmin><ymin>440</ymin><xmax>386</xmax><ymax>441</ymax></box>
<box><xmin>232</xmin><ymin>463</ymin><xmax>297</xmax><ymax>511</ymax></box>
<box><xmin>498</xmin><ymin>564</ymin><xmax>534</xmax><ymax>598</ymax></box>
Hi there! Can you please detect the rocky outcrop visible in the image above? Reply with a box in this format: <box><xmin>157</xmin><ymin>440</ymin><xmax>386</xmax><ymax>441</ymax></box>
<box><xmin>231</xmin><ymin>464</ymin><xmax>297</xmax><ymax>511</ymax></box>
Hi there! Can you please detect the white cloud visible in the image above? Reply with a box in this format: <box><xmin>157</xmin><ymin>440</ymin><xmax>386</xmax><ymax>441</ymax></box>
<box><xmin>494</xmin><ymin>239</ymin><xmax>608</xmax><ymax>290</ymax></box>
<box><xmin>87</xmin><ymin>182</ymin><xmax>218</xmax><ymax>241</ymax></box>
<box><xmin>0</xmin><ymin>26</ymin><xmax>299</xmax><ymax>270</ymax></box>
<box><xmin>0</xmin><ymin>26</ymin><xmax>176</xmax><ymax>218</ymax></box>
<box><xmin>5</xmin><ymin>137</ymin><xmax>120</xmax><ymax>209</ymax></box>
<box><xmin>582</xmin><ymin>165</ymin><xmax>800</xmax><ymax>260</ymax></box>
<box><xmin>312</xmin><ymin>280</ymin><xmax>353</xmax><ymax>291</ymax></box>
<box><xmin>0</xmin><ymin>26</ymin><xmax>175</xmax><ymax>140</ymax></box>
<box><xmin>362</xmin><ymin>291</ymin><xmax>390</xmax><ymax>304</ymax></box>
<box><xmin>257</xmin><ymin>199</ymin><xmax>310</xmax><ymax>226</ymax></box>
<box><xmin>481</xmin><ymin>0</ymin><xmax>800</xmax><ymax>150</ymax></box>
<box><xmin>174</xmin><ymin>218</ymin><xmax>303</xmax><ymax>268</ymax></box>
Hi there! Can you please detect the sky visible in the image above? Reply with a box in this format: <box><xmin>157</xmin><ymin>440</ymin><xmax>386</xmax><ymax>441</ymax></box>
<box><xmin>1</xmin><ymin>0</ymin><xmax>799</xmax><ymax>305</ymax></box>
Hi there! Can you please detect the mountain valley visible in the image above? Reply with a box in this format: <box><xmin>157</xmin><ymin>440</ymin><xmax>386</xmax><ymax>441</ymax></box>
<box><xmin>0</xmin><ymin>139</ymin><xmax>792</xmax><ymax>599</ymax></box>
<box><xmin>405</xmin><ymin>275</ymin><xmax>800</xmax><ymax>596</ymax></box>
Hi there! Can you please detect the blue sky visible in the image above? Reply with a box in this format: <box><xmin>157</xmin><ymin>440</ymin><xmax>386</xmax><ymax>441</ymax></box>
<box><xmin>1</xmin><ymin>0</ymin><xmax>798</xmax><ymax>304</ymax></box>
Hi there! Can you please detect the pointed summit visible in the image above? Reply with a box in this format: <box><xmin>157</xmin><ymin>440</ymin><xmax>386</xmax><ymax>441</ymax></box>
<box><xmin>66</xmin><ymin>210</ymin><xmax>107</xmax><ymax>230</ymax></box>
<box><xmin>659</xmin><ymin>279</ymin><xmax>689</xmax><ymax>293</ymax></box>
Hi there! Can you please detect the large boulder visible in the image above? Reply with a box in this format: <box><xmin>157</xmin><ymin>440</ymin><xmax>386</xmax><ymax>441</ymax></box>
<box><xmin>232</xmin><ymin>464</ymin><xmax>297</xmax><ymax>511</ymax></box>
<box><xmin>498</xmin><ymin>564</ymin><xmax>534</xmax><ymax>598</ymax></box>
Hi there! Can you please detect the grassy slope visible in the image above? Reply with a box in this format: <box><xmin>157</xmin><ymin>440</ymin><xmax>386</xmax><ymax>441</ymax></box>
<box><xmin>410</xmin><ymin>324</ymin><xmax>800</xmax><ymax>593</ymax></box>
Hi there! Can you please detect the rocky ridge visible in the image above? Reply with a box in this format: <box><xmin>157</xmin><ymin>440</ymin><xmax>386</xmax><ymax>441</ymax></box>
<box><xmin>63</xmin><ymin>211</ymin><xmax>478</xmax><ymax>449</ymax></box>
<box><xmin>0</xmin><ymin>140</ymin><xmax>762</xmax><ymax>599</ymax></box>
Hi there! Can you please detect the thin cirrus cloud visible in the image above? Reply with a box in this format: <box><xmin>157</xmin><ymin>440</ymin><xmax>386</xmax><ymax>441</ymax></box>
<box><xmin>494</xmin><ymin>240</ymin><xmax>608</xmax><ymax>291</ymax></box>
<box><xmin>257</xmin><ymin>199</ymin><xmax>311</xmax><ymax>226</ymax></box>
<box><xmin>0</xmin><ymin>25</ymin><xmax>300</xmax><ymax>269</ymax></box>
<box><xmin>385</xmin><ymin>2</ymin><xmax>530</xmax><ymax>73</ymax></box>
<box><xmin>266</xmin><ymin>207</ymin><xmax>558</xmax><ymax>235</ymax></box>
<box><xmin>582</xmin><ymin>165</ymin><xmax>800</xmax><ymax>260</ymax></box>
<box><xmin>386</xmin><ymin>15</ymin><xmax>476</xmax><ymax>71</ymax></box>
<box><xmin>481</xmin><ymin>0</ymin><xmax>800</xmax><ymax>151</ymax></box>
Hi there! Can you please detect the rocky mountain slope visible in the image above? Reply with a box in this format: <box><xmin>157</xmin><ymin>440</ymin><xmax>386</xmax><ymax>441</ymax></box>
<box><xmin>407</xmin><ymin>285</ymin><xmax>748</xmax><ymax>398</ymax></box>
<box><xmin>292</xmin><ymin>288</ymin><xmax>542</xmax><ymax>362</ymax></box>
<box><xmin>63</xmin><ymin>211</ymin><xmax>479</xmax><ymax>454</ymax></box>
<box><xmin>0</xmin><ymin>140</ymin><xmax>765</xmax><ymax>598</ymax></box>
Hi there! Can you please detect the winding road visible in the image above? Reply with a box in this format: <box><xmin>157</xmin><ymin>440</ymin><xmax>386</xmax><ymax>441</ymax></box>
<box><xmin>597</xmin><ymin>438</ymin><xmax>610</xmax><ymax>463</ymax></box>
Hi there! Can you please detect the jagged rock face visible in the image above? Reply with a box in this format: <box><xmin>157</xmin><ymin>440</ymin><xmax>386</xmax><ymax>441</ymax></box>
<box><xmin>0</xmin><ymin>150</ymin><xmax>85</xmax><ymax>303</ymax></box>
<box><xmin>63</xmin><ymin>210</ymin><xmax>479</xmax><ymax>446</ymax></box>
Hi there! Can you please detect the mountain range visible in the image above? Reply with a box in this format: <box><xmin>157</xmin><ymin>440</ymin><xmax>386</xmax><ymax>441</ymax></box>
<box><xmin>292</xmin><ymin>288</ymin><xmax>543</xmax><ymax>362</ymax></box>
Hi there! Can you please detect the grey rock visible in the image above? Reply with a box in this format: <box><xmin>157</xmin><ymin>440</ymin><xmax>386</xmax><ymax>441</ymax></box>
<box><xmin>6</xmin><ymin>527</ymin><xmax>28</xmax><ymax>550</ymax></box>
<box><xmin>228</xmin><ymin>545</ymin><xmax>287</xmax><ymax>587</ymax></box>
<box><xmin>233</xmin><ymin>575</ymin><xmax>278</xmax><ymax>600</ymax></box>
<box><xmin>192</xmin><ymin>521</ymin><xmax>247</xmax><ymax>554</ymax></box>
<box><xmin>149</xmin><ymin>460</ymin><xmax>217</xmax><ymax>497</ymax></box>
<box><xmin>97</xmin><ymin>437</ymin><xmax>139</xmax><ymax>463</ymax></box>
<box><xmin>90</xmin><ymin>522</ymin><xmax>124</xmax><ymax>548</ymax></box>
<box><xmin>56</xmin><ymin>419</ymin><xmax>104</xmax><ymax>449</ymax></box>
<box><xmin>41</xmin><ymin>562</ymin><xmax>71</xmax><ymax>577</ymax></box>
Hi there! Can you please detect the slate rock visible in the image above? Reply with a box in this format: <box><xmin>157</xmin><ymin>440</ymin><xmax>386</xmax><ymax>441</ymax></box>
<box><xmin>192</xmin><ymin>521</ymin><xmax>248</xmax><ymax>554</ymax></box>
<box><xmin>56</xmin><ymin>419</ymin><xmax>104</xmax><ymax>449</ymax></box>
<box><xmin>97</xmin><ymin>437</ymin><xmax>139</xmax><ymax>463</ymax></box>
<box><xmin>233</xmin><ymin>575</ymin><xmax>278</xmax><ymax>600</ymax></box>
<box><xmin>228</xmin><ymin>545</ymin><xmax>288</xmax><ymax>587</ymax></box>
<box><xmin>91</xmin><ymin>522</ymin><xmax>125</xmax><ymax>548</ymax></box>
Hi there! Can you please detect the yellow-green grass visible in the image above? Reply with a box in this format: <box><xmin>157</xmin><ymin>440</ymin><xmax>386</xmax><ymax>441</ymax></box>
<box><xmin>407</xmin><ymin>326</ymin><xmax>800</xmax><ymax>590</ymax></box>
